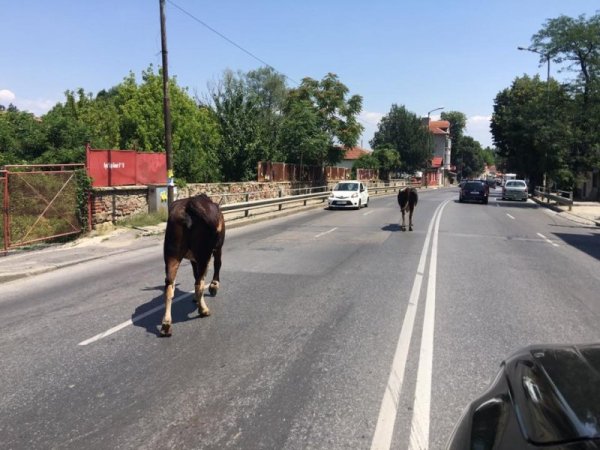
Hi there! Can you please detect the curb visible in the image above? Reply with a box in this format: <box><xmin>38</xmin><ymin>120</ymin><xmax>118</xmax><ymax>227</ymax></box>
<box><xmin>531</xmin><ymin>196</ymin><xmax>600</xmax><ymax>227</ymax></box>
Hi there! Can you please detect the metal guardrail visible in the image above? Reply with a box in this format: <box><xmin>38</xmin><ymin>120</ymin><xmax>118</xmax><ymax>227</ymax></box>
<box><xmin>220</xmin><ymin>181</ymin><xmax>414</xmax><ymax>218</ymax></box>
<box><xmin>534</xmin><ymin>186</ymin><xmax>573</xmax><ymax>211</ymax></box>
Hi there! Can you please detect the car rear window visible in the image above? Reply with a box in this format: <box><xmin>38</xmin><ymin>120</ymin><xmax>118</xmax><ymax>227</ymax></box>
<box><xmin>335</xmin><ymin>183</ymin><xmax>358</xmax><ymax>191</ymax></box>
<box><xmin>464</xmin><ymin>182</ymin><xmax>484</xmax><ymax>190</ymax></box>
<box><xmin>506</xmin><ymin>181</ymin><xmax>526</xmax><ymax>187</ymax></box>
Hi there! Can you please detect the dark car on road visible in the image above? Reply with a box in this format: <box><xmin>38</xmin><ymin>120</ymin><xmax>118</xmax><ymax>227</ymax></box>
<box><xmin>459</xmin><ymin>180</ymin><xmax>488</xmax><ymax>204</ymax></box>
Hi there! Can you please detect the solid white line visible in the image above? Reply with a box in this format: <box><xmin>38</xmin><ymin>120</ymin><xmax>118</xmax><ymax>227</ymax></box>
<box><xmin>370</xmin><ymin>201</ymin><xmax>445</xmax><ymax>450</ymax></box>
<box><xmin>506</xmin><ymin>213</ymin><xmax>515</xmax><ymax>220</ymax></box>
<box><xmin>537</xmin><ymin>232</ymin><xmax>559</xmax><ymax>247</ymax></box>
<box><xmin>408</xmin><ymin>201</ymin><xmax>448</xmax><ymax>450</ymax></box>
<box><xmin>363</xmin><ymin>210</ymin><xmax>374</xmax><ymax>216</ymax></box>
<box><xmin>315</xmin><ymin>227</ymin><xmax>338</xmax><ymax>238</ymax></box>
<box><xmin>78</xmin><ymin>292</ymin><xmax>193</xmax><ymax>346</ymax></box>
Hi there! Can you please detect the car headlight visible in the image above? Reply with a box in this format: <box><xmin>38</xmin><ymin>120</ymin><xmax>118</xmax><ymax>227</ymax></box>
<box><xmin>351</xmin><ymin>193</ymin><xmax>358</xmax><ymax>198</ymax></box>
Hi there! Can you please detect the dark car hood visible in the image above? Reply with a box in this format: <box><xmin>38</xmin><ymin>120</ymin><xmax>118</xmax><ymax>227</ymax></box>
<box><xmin>447</xmin><ymin>343</ymin><xmax>600</xmax><ymax>449</ymax></box>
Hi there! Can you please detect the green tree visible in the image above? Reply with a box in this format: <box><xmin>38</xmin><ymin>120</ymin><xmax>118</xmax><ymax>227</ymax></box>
<box><xmin>440</xmin><ymin>110</ymin><xmax>467</xmax><ymax>166</ymax></box>
<box><xmin>531</xmin><ymin>13</ymin><xmax>600</xmax><ymax>103</ymax></box>
<box><xmin>529</xmin><ymin>12</ymin><xmax>600</xmax><ymax>183</ymax></box>
<box><xmin>277</xmin><ymin>98</ymin><xmax>329</xmax><ymax>167</ymax></box>
<box><xmin>210</xmin><ymin>69</ymin><xmax>264</xmax><ymax>181</ymax></box>
<box><xmin>245</xmin><ymin>67</ymin><xmax>288</xmax><ymax>162</ymax></box>
<box><xmin>491</xmin><ymin>75</ymin><xmax>571</xmax><ymax>187</ymax></box>
<box><xmin>0</xmin><ymin>105</ymin><xmax>47</xmax><ymax>164</ymax></box>
<box><xmin>370</xmin><ymin>104</ymin><xmax>432</xmax><ymax>173</ymax></box>
<box><xmin>457</xmin><ymin>136</ymin><xmax>485</xmax><ymax>179</ymax></box>
<box><xmin>287</xmin><ymin>73</ymin><xmax>363</xmax><ymax>165</ymax></box>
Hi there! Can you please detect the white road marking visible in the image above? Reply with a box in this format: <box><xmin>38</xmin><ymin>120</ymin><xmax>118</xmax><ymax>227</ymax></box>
<box><xmin>370</xmin><ymin>201</ymin><xmax>446</xmax><ymax>450</ymax></box>
<box><xmin>408</xmin><ymin>201</ymin><xmax>448</xmax><ymax>450</ymax></box>
<box><xmin>315</xmin><ymin>227</ymin><xmax>338</xmax><ymax>238</ymax></box>
<box><xmin>537</xmin><ymin>232</ymin><xmax>559</xmax><ymax>247</ymax></box>
<box><xmin>363</xmin><ymin>210</ymin><xmax>374</xmax><ymax>216</ymax></box>
<box><xmin>506</xmin><ymin>213</ymin><xmax>515</xmax><ymax>220</ymax></box>
<box><xmin>78</xmin><ymin>292</ymin><xmax>194</xmax><ymax>346</ymax></box>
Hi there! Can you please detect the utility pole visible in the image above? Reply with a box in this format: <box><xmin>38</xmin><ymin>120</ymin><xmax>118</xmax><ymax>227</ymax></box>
<box><xmin>160</xmin><ymin>0</ymin><xmax>174</xmax><ymax>206</ymax></box>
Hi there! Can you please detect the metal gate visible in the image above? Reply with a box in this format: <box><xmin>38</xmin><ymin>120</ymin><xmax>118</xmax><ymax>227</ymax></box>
<box><xmin>1</xmin><ymin>164</ymin><xmax>87</xmax><ymax>253</ymax></box>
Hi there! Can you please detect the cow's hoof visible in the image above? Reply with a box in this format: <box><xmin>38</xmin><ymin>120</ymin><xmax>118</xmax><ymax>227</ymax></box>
<box><xmin>160</xmin><ymin>323</ymin><xmax>172</xmax><ymax>337</ymax></box>
<box><xmin>401</xmin><ymin>226</ymin><xmax>406</xmax><ymax>232</ymax></box>
<box><xmin>409</xmin><ymin>227</ymin><xmax>413</xmax><ymax>231</ymax></box>
<box><xmin>209</xmin><ymin>282</ymin><xmax>219</xmax><ymax>296</ymax></box>
<box><xmin>199</xmin><ymin>308</ymin><xmax>211</xmax><ymax>317</ymax></box>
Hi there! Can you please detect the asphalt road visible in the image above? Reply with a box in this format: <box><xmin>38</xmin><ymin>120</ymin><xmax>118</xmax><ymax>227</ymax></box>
<box><xmin>1</xmin><ymin>187</ymin><xmax>599</xmax><ymax>450</ymax></box>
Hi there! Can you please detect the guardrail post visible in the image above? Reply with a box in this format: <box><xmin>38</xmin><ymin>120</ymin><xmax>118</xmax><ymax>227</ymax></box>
<box><xmin>245</xmin><ymin>193</ymin><xmax>250</xmax><ymax>217</ymax></box>
<box><xmin>278</xmin><ymin>190</ymin><xmax>283</xmax><ymax>211</ymax></box>
<box><xmin>569</xmin><ymin>191</ymin><xmax>573</xmax><ymax>211</ymax></box>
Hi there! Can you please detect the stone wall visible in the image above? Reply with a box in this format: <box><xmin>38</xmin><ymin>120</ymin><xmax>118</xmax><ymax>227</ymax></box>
<box><xmin>90</xmin><ymin>181</ymin><xmax>318</xmax><ymax>228</ymax></box>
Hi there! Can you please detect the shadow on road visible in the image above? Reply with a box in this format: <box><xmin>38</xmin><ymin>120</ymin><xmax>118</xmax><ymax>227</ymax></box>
<box><xmin>132</xmin><ymin>285</ymin><xmax>199</xmax><ymax>337</ymax></box>
<box><xmin>382</xmin><ymin>223</ymin><xmax>402</xmax><ymax>232</ymax></box>
<box><xmin>552</xmin><ymin>230</ymin><xmax>600</xmax><ymax>262</ymax></box>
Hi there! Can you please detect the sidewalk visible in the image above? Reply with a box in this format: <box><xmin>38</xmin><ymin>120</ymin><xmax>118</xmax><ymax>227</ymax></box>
<box><xmin>0</xmin><ymin>225</ymin><xmax>166</xmax><ymax>284</ymax></box>
<box><xmin>531</xmin><ymin>196</ymin><xmax>600</xmax><ymax>227</ymax></box>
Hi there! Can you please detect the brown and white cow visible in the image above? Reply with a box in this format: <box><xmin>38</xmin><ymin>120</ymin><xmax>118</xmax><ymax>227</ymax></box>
<box><xmin>161</xmin><ymin>194</ymin><xmax>225</xmax><ymax>337</ymax></box>
<box><xmin>397</xmin><ymin>187</ymin><xmax>418</xmax><ymax>231</ymax></box>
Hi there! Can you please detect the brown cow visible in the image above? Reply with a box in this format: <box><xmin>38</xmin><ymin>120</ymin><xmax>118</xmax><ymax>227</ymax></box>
<box><xmin>161</xmin><ymin>194</ymin><xmax>225</xmax><ymax>337</ymax></box>
<box><xmin>397</xmin><ymin>187</ymin><xmax>418</xmax><ymax>231</ymax></box>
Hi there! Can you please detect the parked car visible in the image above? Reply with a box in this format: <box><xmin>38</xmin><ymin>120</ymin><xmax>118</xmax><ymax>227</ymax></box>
<box><xmin>502</xmin><ymin>179</ymin><xmax>528</xmax><ymax>201</ymax></box>
<box><xmin>327</xmin><ymin>181</ymin><xmax>369</xmax><ymax>209</ymax></box>
<box><xmin>459</xmin><ymin>180</ymin><xmax>488</xmax><ymax>204</ymax></box>
<box><xmin>446</xmin><ymin>343</ymin><xmax>600</xmax><ymax>449</ymax></box>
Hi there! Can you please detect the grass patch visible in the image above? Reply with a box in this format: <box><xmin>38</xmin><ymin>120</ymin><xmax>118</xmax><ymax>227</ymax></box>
<box><xmin>118</xmin><ymin>210</ymin><xmax>168</xmax><ymax>228</ymax></box>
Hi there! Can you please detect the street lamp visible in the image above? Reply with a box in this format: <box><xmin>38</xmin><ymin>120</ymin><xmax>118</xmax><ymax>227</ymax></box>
<box><xmin>427</xmin><ymin>106</ymin><xmax>444</xmax><ymax>119</ymax></box>
<box><xmin>517</xmin><ymin>46</ymin><xmax>550</xmax><ymax>103</ymax></box>
<box><xmin>518</xmin><ymin>46</ymin><xmax>551</xmax><ymax>188</ymax></box>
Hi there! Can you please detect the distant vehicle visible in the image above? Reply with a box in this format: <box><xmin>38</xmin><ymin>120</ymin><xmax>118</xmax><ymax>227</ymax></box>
<box><xmin>459</xmin><ymin>180</ymin><xmax>488</xmax><ymax>204</ymax></box>
<box><xmin>485</xmin><ymin>179</ymin><xmax>496</xmax><ymax>189</ymax></box>
<box><xmin>446</xmin><ymin>343</ymin><xmax>600</xmax><ymax>449</ymax></box>
<box><xmin>502</xmin><ymin>180</ymin><xmax>528</xmax><ymax>201</ymax></box>
<box><xmin>502</xmin><ymin>173</ymin><xmax>517</xmax><ymax>186</ymax></box>
<box><xmin>327</xmin><ymin>181</ymin><xmax>369</xmax><ymax>209</ymax></box>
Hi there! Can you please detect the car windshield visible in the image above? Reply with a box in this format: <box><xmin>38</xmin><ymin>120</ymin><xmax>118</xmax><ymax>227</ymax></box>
<box><xmin>506</xmin><ymin>181</ymin><xmax>526</xmax><ymax>188</ymax></box>
<box><xmin>335</xmin><ymin>183</ymin><xmax>358</xmax><ymax>191</ymax></box>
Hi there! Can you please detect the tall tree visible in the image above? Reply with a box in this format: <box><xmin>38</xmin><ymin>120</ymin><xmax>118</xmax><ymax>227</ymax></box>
<box><xmin>531</xmin><ymin>13</ymin><xmax>600</xmax><ymax>103</ymax></box>
<box><xmin>210</xmin><ymin>69</ymin><xmax>263</xmax><ymax>181</ymax></box>
<box><xmin>287</xmin><ymin>73</ymin><xmax>363</xmax><ymax>165</ymax></box>
<box><xmin>491</xmin><ymin>75</ymin><xmax>571</xmax><ymax>187</ymax></box>
<box><xmin>370</xmin><ymin>104</ymin><xmax>432</xmax><ymax>173</ymax></box>
<box><xmin>245</xmin><ymin>67</ymin><xmax>288</xmax><ymax>162</ymax></box>
<box><xmin>530</xmin><ymin>12</ymin><xmax>600</xmax><ymax>181</ymax></box>
<box><xmin>440</xmin><ymin>110</ymin><xmax>467</xmax><ymax>166</ymax></box>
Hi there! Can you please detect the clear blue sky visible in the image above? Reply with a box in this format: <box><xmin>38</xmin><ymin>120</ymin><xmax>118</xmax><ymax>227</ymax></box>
<box><xmin>2</xmin><ymin>1</ymin><xmax>598</xmax><ymax>149</ymax></box>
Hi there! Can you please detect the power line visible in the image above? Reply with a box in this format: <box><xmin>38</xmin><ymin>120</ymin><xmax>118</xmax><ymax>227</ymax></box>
<box><xmin>165</xmin><ymin>0</ymin><xmax>373</xmax><ymax>146</ymax></box>
<box><xmin>166</xmin><ymin>0</ymin><xmax>299</xmax><ymax>85</ymax></box>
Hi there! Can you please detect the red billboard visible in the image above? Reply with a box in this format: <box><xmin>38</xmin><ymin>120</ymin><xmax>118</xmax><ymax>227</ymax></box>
<box><xmin>86</xmin><ymin>146</ymin><xmax>167</xmax><ymax>187</ymax></box>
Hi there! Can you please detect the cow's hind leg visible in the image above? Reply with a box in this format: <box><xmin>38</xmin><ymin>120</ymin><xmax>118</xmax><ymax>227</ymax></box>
<box><xmin>161</xmin><ymin>257</ymin><xmax>181</xmax><ymax>337</ymax></box>
<box><xmin>192</xmin><ymin>261</ymin><xmax>211</xmax><ymax>317</ymax></box>
<box><xmin>400</xmin><ymin>208</ymin><xmax>407</xmax><ymax>231</ymax></box>
<box><xmin>209</xmin><ymin>247</ymin><xmax>222</xmax><ymax>296</ymax></box>
<box><xmin>408</xmin><ymin>206</ymin><xmax>414</xmax><ymax>231</ymax></box>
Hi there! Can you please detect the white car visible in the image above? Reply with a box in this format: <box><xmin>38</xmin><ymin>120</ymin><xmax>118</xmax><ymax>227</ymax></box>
<box><xmin>328</xmin><ymin>180</ymin><xmax>369</xmax><ymax>209</ymax></box>
<box><xmin>502</xmin><ymin>179</ymin><xmax>529</xmax><ymax>201</ymax></box>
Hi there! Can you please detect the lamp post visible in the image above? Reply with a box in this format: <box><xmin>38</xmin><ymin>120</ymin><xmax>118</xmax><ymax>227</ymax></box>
<box><xmin>518</xmin><ymin>46</ymin><xmax>551</xmax><ymax>188</ymax></box>
<box><xmin>427</xmin><ymin>106</ymin><xmax>444</xmax><ymax>119</ymax></box>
